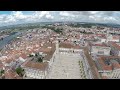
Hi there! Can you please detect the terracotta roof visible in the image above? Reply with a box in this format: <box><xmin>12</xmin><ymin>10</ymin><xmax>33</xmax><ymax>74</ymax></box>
<box><xmin>109</xmin><ymin>42</ymin><xmax>120</xmax><ymax>50</ymax></box>
<box><xmin>20</xmin><ymin>53</ymin><xmax>28</xmax><ymax>59</ymax></box>
<box><xmin>97</xmin><ymin>56</ymin><xmax>120</xmax><ymax>71</ymax></box>
<box><xmin>96</xmin><ymin>34</ymin><xmax>106</xmax><ymax>38</ymax></box>
<box><xmin>44</xmin><ymin>48</ymin><xmax>55</xmax><ymax>61</ymax></box>
<box><xmin>22</xmin><ymin>61</ymin><xmax>48</xmax><ymax>71</ymax></box>
<box><xmin>91</xmin><ymin>43</ymin><xmax>107</xmax><ymax>47</ymax></box>
<box><xmin>0</xmin><ymin>61</ymin><xmax>3</xmax><ymax>69</ymax></box>
<box><xmin>112</xmin><ymin>36</ymin><xmax>120</xmax><ymax>40</ymax></box>
<box><xmin>4</xmin><ymin>69</ymin><xmax>22</xmax><ymax>79</ymax></box>
<box><xmin>5</xmin><ymin>58</ymin><xmax>15</xmax><ymax>64</ymax></box>
<box><xmin>83</xmin><ymin>47</ymin><xmax>101</xmax><ymax>79</ymax></box>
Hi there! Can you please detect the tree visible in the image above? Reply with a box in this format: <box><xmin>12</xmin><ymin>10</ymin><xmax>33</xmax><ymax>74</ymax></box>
<box><xmin>35</xmin><ymin>53</ymin><xmax>39</xmax><ymax>57</ymax></box>
<box><xmin>0</xmin><ymin>70</ymin><xmax>4</xmax><ymax>76</ymax></box>
<box><xmin>16</xmin><ymin>67</ymin><xmax>24</xmax><ymax>77</ymax></box>
<box><xmin>29</xmin><ymin>54</ymin><xmax>33</xmax><ymax>57</ymax></box>
<box><xmin>37</xmin><ymin>57</ymin><xmax>43</xmax><ymax>63</ymax></box>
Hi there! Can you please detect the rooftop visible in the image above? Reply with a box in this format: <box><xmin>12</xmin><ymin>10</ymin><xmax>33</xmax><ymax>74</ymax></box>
<box><xmin>108</xmin><ymin>42</ymin><xmax>120</xmax><ymax>50</ymax></box>
<box><xmin>22</xmin><ymin>61</ymin><xmax>48</xmax><ymax>71</ymax></box>
<box><xmin>97</xmin><ymin>56</ymin><xmax>120</xmax><ymax>71</ymax></box>
<box><xmin>4</xmin><ymin>69</ymin><xmax>22</xmax><ymax>79</ymax></box>
<box><xmin>91</xmin><ymin>43</ymin><xmax>108</xmax><ymax>47</ymax></box>
<box><xmin>59</xmin><ymin>42</ymin><xmax>80</xmax><ymax>49</ymax></box>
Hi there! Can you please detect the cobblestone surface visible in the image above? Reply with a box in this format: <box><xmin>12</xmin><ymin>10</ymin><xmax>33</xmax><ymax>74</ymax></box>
<box><xmin>47</xmin><ymin>53</ymin><xmax>83</xmax><ymax>79</ymax></box>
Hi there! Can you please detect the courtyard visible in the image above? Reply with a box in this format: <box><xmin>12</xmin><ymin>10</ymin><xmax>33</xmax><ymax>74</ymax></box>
<box><xmin>47</xmin><ymin>52</ymin><xmax>84</xmax><ymax>79</ymax></box>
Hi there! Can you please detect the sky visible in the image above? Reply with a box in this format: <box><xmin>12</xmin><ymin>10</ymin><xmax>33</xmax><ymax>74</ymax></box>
<box><xmin>0</xmin><ymin>11</ymin><xmax>120</xmax><ymax>26</ymax></box>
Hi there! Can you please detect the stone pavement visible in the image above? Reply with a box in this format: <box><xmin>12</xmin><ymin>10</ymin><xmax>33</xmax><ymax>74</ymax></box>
<box><xmin>47</xmin><ymin>53</ymin><xmax>83</xmax><ymax>79</ymax></box>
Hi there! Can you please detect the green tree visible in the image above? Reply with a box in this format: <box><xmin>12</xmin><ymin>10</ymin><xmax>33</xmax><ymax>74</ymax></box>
<box><xmin>37</xmin><ymin>57</ymin><xmax>43</xmax><ymax>63</ymax></box>
<box><xmin>35</xmin><ymin>53</ymin><xmax>39</xmax><ymax>57</ymax></box>
<box><xmin>0</xmin><ymin>70</ymin><xmax>4</xmax><ymax>76</ymax></box>
<box><xmin>16</xmin><ymin>67</ymin><xmax>24</xmax><ymax>77</ymax></box>
<box><xmin>29</xmin><ymin>54</ymin><xmax>33</xmax><ymax>57</ymax></box>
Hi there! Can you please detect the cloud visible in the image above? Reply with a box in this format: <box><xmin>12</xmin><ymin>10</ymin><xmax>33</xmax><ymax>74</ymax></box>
<box><xmin>63</xmin><ymin>11</ymin><xmax>119</xmax><ymax>23</ymax></box>
<box><xmin>0</xmin><ymin>11</ymin><xmax>55</xmax><ymax>26</ymax></box>
<box><xmin>34</xmin><ymin>11</ymin><xmax>54</xmax><ymax>19</ymax></box>
<box><xmin>46</xmin><ymin>14</ymin><xmax>54</xmax><ymax>19</ymax></box>
<box><xmin>0</xmin><ymin>11</ymin><xmax>120</xmax><ymax>26</ymax></box>
<box><xmin>59</xmin><ymin>11</ymin><xmax>75</xmax><ymax>17</ymax></box>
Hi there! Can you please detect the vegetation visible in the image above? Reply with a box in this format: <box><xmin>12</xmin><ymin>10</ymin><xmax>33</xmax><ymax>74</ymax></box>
<box><xmin>35</xmin><ymin>53</ymin><xmax>39</xmax><ymax>57</ymax></box>
<box><xmin>37</xmin><ymin>56</ymin><xmax>43</xmax><ymax>63</ymax></box>
<box><xmin>53</xmin><ymin>29</ymin><xmax>63</xmax><ymax>34</ymax></box>
<box><xmin>69</xmin><ymin>23</ymin><xmax>93</xmax><ymax>28</ymax></box>
<box><xmin>41</xmin><ymin>25</ymin><xmax>63</xmax><ymax>34</ymax></box>
<box><xmin>79</xmin><ymin>60</ymin><xmax>87</xmax><ymax>79</ymax></box>
<box><xmin>29</xmin><ymin>54</ymin><xmax>34</xmax><ymax>57</ymax></box>
<box><xmin>16</xmin><ymin>67</ymin><xmax>24</xmax><ymax>77</ymax></box>
<box><xmin>79</xmin><ymin>31</ymin><xmax>93</xmax><ymax>34</ymax></box>
<box><xmin>0</xmin><ymin>70</ymin><xmax>4</xmax><ymax>76</ymax></box>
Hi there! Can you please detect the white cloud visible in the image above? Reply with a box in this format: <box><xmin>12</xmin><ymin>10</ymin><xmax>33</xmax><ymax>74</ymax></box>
<box><xmin>12</xmin><ymin>11</ymin><xmax>27</xmax><ymax>20</ymax></box>
<box><xmin>89</xmin><ymin>16</ymin><xmax>94</xmax><ymax>19</ymax></box>
<box><xmin>90</xmin><ymin>11</ymin><xmax>99</xmax><ymax>14</ymax></box>
<box><xmin>0</xmin><ymin>11</ymin><xmax>120</xmax><ymax>26</ymax></box>
<box><xmin>59</xmin><ymin>11</ymin><xmax>75</xmax><ymax>17</ymax></box>
<box><xmin>46</xmin><ymin>14</ymin><xmax>54</xmax><ymax>19</ymax></box>
<box><xmin>33</xmin><ymin>11</ymin><xmax>54</xmax><ymax>19</ymax></box>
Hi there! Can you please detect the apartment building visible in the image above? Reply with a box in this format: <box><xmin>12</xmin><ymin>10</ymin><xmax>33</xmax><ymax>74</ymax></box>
<box><xmin>21</xmin><ymin>61</ymin><xmax>48</xmax><ymax>79</ymax></box>
<box><xmin>106</xmin><ymin>34</ymin><xmax>120</xmax><ymax>42</ymax></box>
<box><xmin>2</xmin><ymin>67</ymin><xmax>22</xmax><ymax>79</ymax></box>
<box><xmin>108</xmin><ymin>42</ymin><xmax>120</xmax><ymax>56</ymax></box>
<box><xmin>90</xmin><ymin>43</ymin><xmax>111</xmax><ymax>56</ymax></box>
<box><xmin>95</xmin><ymin>56</ymin><xmax>120</xmax><ymax>79</ymax></box>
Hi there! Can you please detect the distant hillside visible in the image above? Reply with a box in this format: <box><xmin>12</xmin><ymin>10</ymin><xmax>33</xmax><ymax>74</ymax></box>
<box><xmin>0</xmin><ymin>22</ymin><xmax>120</xmax><ymax>31</ymax></box>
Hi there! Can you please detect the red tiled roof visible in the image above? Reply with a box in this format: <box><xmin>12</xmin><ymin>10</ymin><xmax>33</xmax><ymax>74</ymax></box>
<box><xmin>98</xmin><ymin>56</ymin><xmax>120</xmax><ymax>71</ymax></box>
<box><xmin>22</xmin><ymin>61</ymin><xmax>48</xmax><ymax>71</ymax></box>
<box><xmin>109</xmin><ymin>41</ymin><xmax>120</xmax><ymax>50</ymax></box>
<box><xmin>5</xmin><ymin>58</ymin><xmax>15</xmax><ymax>64</ymax></box>
<box><xmin>59</xmin><ymin>42</ymin><xmax>80</xmax><ymax>49</ymax></box>
<box><xmin>4</xmin><ymin>69</ymin><xmax>22</xmax><ymax>79</ymax></box>
<box><xmin>20</xmin><ymin>53</ymin><xmax>28</xmax><ymax>59</ymax></box>
<box><xmin>112</xmin><ymin>36</ymin><xmax>120</xmax><ymax>40</ymax></box>
<box><xmin>0</xmin><ymin>61</ymin><xmax>3</xmax><ymax>69</ymax></box>
<box><xmin>90</xmin><ymin>43</ymin><xmax>108</xmax><ymax>47</ymax></box>
<box><xmin>98</xmin><ymin>58</ymin><xmax>112</xmax><ymax>71</ymax></box>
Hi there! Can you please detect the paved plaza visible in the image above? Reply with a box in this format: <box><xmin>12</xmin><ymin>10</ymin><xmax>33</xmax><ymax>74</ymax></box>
<box><xmin>47</xmin><ymin>52</ymin><xmax>83</xmax><ymax>79</ymax></box>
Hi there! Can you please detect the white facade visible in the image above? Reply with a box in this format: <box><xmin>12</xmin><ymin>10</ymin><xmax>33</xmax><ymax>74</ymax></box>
<box><xmin>99</xmin><ymin>69</ymin><xmax>120</xmax><ymax>79</ymax></box>
<box><xmin>91</xmin><ymin>46</ymin><xmax>111</xmax><ymax>56</ymax></box>
<box><xmin>118</xmin><ymin>51</ymin><xmax>120</xmax><ymax>56</ymax></box>
<box><xmin>15</xmin><ymin>57</ymin><xmax>26</xmax><ymax>68</ymax></box>
<box><xmin>106</xmin><ymin>35</ymin><xmax>120</xmax><ymax>42</ymax></box>
<box><xmin>101</xmin><ymin>38</ymin><xmax>106</xmax><ymax>43</ymax></box>
<box><xmin>59</xmin><ymin>48</ymin><xmax>82</xmax><ymax>54</ymax></box>
<box><xmin>23</xmin><ymin>67</ymin><xmax>48</xmax><ymax>79</ymax></box>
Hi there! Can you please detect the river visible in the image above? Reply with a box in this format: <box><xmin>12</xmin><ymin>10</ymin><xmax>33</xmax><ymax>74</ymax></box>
<box><xmin>0</xmin><ymin>32</ymin><xmax>21</xmax><ymax>49</ymax></box>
